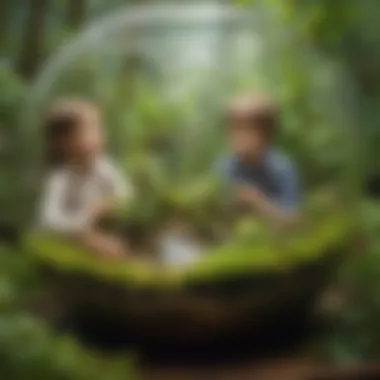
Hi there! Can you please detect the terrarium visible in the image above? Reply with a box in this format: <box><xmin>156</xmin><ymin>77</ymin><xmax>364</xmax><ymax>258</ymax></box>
<box><xmin>23</xmin><ymin>3</ymin><xmax>358</xmax><ymax>348</ymax></box>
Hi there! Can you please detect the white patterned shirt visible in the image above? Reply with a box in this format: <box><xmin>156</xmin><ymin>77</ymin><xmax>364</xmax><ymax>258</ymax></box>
<box><xmin>39</xmin><ymin>156</ymin><xmax>132</xmax><ymax>234</ymax></box>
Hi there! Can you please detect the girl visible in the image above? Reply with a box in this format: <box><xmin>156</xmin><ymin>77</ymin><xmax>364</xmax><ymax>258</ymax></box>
<box><xmin>39</xmin><ymin>99</ymin><xmax>132</xmax><ymax>259</ymax></box>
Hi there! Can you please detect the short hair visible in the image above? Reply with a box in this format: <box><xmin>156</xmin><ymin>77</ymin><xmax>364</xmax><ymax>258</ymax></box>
<box><xmin>227</xmin><ymin>93</ymin><xmax>277</xmax><ymax>138</ymax></box>
<box><xmin>43</xmin><ymin>98</ymin><xmax>100</xmax><ymax>166</ymax></box>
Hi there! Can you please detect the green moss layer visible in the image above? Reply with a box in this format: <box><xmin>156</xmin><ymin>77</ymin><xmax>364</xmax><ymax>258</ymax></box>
<box><xmin>25</xmin><ymin>212</ymin><xmax>354</xmax><ymax>289</ymax></box>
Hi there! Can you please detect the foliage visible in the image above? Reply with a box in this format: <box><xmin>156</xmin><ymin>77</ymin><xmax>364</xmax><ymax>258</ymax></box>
<box><xmin>0</xmin><ymin>65</ymin><xmax>26</xmax><ymax>224</ymax></box>
<box><xmin>0</xmin><ymin>312</ymin><xmax>137</xmax><ymax>380</ymax></box>
<box><xmin>320</xmin><ymin>201</ymin><xmax>380</xmax><ymax>364</ymax></box>
<box><xmin>1</xmin><ymin>0</ymin><xmax>380</xmax><ymax>369</ymax></box>
<box><xmin>261</xmin><ymin>0</ymin><xmax>380</xmax><ymax>173</ymax></box>
<box><xmin>0</xmin><ymin>245</ymin><xmax>137</xmax><ymax>380</ymax></box>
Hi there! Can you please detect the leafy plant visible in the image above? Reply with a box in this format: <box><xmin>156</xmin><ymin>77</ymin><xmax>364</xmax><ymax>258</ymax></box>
<box><xmin>317</xmin><ymin>201</ymin><xmax>380</xmax><ymax>364</ymax></box>
<box><xmin>0</xmin><ymin>245</ymin><xmax>137</xmax><ymax>380</ymax></box>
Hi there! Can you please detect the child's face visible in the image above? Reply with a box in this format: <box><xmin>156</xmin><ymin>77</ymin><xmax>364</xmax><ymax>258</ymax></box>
<box><xmin>68</xmin><ymin>115</ymin><xmax>104</xmax><ymax>164</ymax></box>
<box><xmin>228</xmin><ymin>116</ymin><xmax>266</xmax><ymax>161</ymax></box>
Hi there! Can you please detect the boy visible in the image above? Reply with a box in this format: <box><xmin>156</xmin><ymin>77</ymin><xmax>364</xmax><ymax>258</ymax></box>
<box><xmin>217</xmin><ymin>93</ymin><xmax>300</xmax><ymax>227</ymax></box>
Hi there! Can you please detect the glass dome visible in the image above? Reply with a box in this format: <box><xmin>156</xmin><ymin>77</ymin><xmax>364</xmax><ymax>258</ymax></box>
<box><xmin>22</xmin><ymin>3</ymin><xmax>360</xmax><ymax>348</ymax></box>
<box><xmin>24</xmin><ymin>3</ymin><xmax>358</xmax><ymax>268</ymax></box>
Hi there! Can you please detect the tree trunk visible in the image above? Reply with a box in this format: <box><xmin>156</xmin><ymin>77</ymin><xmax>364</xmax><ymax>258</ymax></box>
<box><xmin>66</xmin><ymin>0</ymin><xmax>87</xmax><ymax>30</ymax></box>
<box><xmin>0</xmin><ymin>0</ymin><xmax>13</xmax><ymax>56</ymax></box>
<box><xmin>17</xmin><ymin>0</ymin><xmax>49</xmax><ymax>80</ymax></box>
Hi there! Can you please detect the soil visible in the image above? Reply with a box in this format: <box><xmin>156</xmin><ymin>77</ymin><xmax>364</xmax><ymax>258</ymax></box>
<box><xmin>142</xmin><ymin>356</ymin><xmax>319</xmax><ymax>380</ymax></box>
<box><xmin>141</xmin><ymin>358</ymin><xmax>380</xmax><ymax>380</ymax></box>
<box><xmin>32</xmin><ymin>286</ymin><xmax>380</xmax><ymax>380</ymax></box>
<box><xmin>138</xmin><ymin>289</ymin><xmax>376</xmax><ymax>380</ymax></box>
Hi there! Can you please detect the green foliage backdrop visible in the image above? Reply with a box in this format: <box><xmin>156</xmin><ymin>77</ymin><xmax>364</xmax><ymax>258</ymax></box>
<box><xmin>0</xmin><ymin>0</ymin><xmax>379</xmax><ymax>375</ymax></box>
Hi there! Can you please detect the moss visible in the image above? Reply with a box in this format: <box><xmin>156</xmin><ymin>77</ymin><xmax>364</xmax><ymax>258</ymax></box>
<box><xmin>25</xmin><ymin>211</ymin><xmax>355</xmax><ymax>289</ymax></box>
<box><xmin>185</xmin><ymin>212</ymin><xmax>353</xmax><ymax>282</ymax></box>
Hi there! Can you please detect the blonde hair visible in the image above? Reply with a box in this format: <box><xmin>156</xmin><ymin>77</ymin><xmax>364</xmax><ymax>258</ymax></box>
<box><xmin>228</xmin><ymin>93</ymin><xmax>277</xmax><ymax>138</ymax></box>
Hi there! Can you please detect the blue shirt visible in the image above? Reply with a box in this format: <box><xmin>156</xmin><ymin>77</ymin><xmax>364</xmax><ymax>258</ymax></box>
<box><xmin>216</xmin><ymin>150</ymin><xmax>300</xmax><ymax>210</ymax></box>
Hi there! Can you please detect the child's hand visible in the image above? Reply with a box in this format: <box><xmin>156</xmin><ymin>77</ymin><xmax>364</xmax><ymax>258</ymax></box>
<box><xmin>235</xmin><ymin>185</ymin><xmax>260</xmax><ymax>206</ymax></box>
<box><xmin>102</xmin><ymin>238</ymin><xmax>128</xmax><ymax>259</ymax></box>
<box><xmin>79</xmin><ymin>229</ymin><xmax>129</xmax><ymax>259</ymax></box>
<box><xmin>90</xmin><ymin>199</ymin><xmax>116</xmax><ymax>222</ymax></box>
<box><xmin>90</xmin><ymin>201</ymin><xmax>107</xmax><ymax>221</ymax></box>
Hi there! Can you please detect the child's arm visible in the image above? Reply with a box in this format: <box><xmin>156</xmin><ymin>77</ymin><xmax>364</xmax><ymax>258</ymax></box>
<box><xmin>90</xmin><ymin>159</ymin><xmax>133</xmax><ymax>221</ymax></box>
<box><xmin>39</xmin><ymin>172</ymin><xmax>92</xmax><ymax>234</ymax></box>
<box><xmin>235</xmin><ymin>161</ymin><xmax>301</xmax><ymax>227</ymax></box>
<box><xmin>236</xmin><ymin>186</ymin><xmax>299</xmax><ymax>226</ymax></box>
<box><xmin>78</xmin><ymin>229</ymin><xmax>128</xmax><ymax>258</ymax></box>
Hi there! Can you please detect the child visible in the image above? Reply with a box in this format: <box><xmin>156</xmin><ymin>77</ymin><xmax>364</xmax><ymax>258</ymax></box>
<box><xmin>39</xmin><ymin>99</ymin><xmax>132</xmax><ymax>258</ymax></box>
<box><xmin>217</xmin><ymin>93</ymin><xmax>300</xmax><ymax>227</ymax></box>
